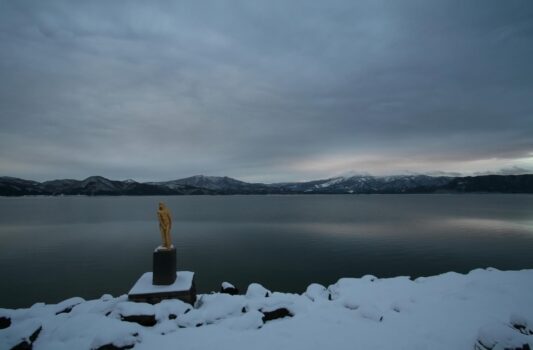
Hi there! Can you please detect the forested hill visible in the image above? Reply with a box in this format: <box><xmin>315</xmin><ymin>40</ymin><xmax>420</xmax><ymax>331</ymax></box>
<box><xmin>0</xmin><ymin>174</ymin><xmax>532</xmax><ymax>196</ymax></box>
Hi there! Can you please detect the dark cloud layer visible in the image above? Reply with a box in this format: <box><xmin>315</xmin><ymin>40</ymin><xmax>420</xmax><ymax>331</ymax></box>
<box><xmin>0</xmin><ymin>0</ymin><xmax>532</xmax><ymax>182</ymax></box>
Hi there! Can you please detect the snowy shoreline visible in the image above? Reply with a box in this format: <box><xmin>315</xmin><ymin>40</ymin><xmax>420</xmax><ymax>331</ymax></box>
<box><xmin>1</xmin><ymin>268</ymin><xmax>533</xmax><ymax>350</ymax></box>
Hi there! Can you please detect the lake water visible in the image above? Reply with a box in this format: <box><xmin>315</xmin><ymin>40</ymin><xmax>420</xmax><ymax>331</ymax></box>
<box><xmin>1</xmin><ymin>194</ymin><xmax>533</xmax><ymax>309</ymax></box>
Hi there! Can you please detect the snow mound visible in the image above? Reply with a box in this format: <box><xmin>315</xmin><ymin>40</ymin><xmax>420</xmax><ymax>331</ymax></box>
<box><xmin>1</xmin><ymin>268</ymin><xmax>532</xmax><ymax>350</ymax></box>
<box><xmin>155</xmin><ymin>299</ymin><xmax>191</xmax><ymax>322</ymax></box>
<box><xmin>1</xmin><ymin>318</ymin><xmax>41</xmax><ymax>349</ymax></box>
<box><xmin>113</xmin><ymin>301</ymin><xmax>155</xmax><ymax>318</ymax></box>
<box><xmin>219</xmin><ymin>310</ymin><xmax>264</xmax><ymax>330</ymax></box>
<box><xmin>245</xmin><ymin>283</ymin><xmax>271</xmax><ymax>298</ymax></box>
<box><xmin>221</xmin><ymin>282</ymin><xmax>235</xmax><ymax>290</ymax></box>
<box><xmin>178</xmin><ymin>293</ymin><xmax>244</xmax><ymax>327</ymax></box>
<box><xmin>304</xmin><ymin>283</ymin><xmax>329</xmax><ymax>302</ymax></box>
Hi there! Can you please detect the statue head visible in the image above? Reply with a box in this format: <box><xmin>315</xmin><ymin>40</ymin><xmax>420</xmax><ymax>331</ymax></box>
<box><xmin>158</xmin><ymin>202</ymin><xmax>165</xmax><ymax>211</ymax></box>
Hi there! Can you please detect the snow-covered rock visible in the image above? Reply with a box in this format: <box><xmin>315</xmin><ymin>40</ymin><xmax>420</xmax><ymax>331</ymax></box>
<box><xmin>155</xmin><ymin>299</ymin><xmax>191</xmax><ymax>322</ymax></box>
<box><xmin>178</xmin><ymin>294</ymin><xmax>245</xmax><ymax>328</ymax></box>
<box><xmin>245</xmin><ymin>283</ymin><xmax>271</xmax><ymax>298</ymax></box>
<box><xmin>304</xmin><ymin>283</ymin><xmax>330</xmax><ymax>302</ymax></box>
<box><xmin>1</xmin><ymin>269</ymin><xmax>533</xmax><ymax>350</ymax></box>
<box><xmin>475</xmin><ymin>322</ymin><xmax>532</xmax><ymax>350</ymax></box>
<box><xmin>1</xmin><ymin>318</ymin><xmax>41</xmax><ymax>350</ymax></box>
<box><xmin>510</xmin><ymin>313</ymin><xmax>533</xmax><ymax>335</ymax></box>
<box><xmin>220</xmin><ymin>282</ymin><xmax>239</xmax><ymax>295</ymax></box>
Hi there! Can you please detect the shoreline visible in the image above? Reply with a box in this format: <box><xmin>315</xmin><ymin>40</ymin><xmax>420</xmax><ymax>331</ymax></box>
<box><xmin>1</xmin><ymin>268</ymin><xmax>533</xmax><ymax>350</ymax></box>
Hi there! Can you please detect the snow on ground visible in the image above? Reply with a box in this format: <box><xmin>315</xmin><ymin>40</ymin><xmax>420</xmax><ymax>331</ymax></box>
<box><xmin>1</xmin><ymin>268</ymin><xmax>533</xmax><ymax>350</ymax></box>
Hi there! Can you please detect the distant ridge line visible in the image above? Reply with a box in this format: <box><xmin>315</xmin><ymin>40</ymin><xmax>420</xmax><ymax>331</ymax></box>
<box><xmin>0</xmin><ymin>174</ymin><xmax>532</xmax><ymax>196</ymax></box>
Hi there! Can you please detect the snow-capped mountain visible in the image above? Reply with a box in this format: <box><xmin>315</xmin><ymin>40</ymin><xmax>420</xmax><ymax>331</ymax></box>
<box><xmin>267</xmin><ymin>175</ymin><xmax>452</xmax><ymax>194</ymax></box>
<box><xmin>21</xmin><ymin>176</ymin><xmax>214</xmax><ymax>196</ymax></box>
<box><xmin>150</xmin><ymin>175</ymin><xmax>274</xmax><ymax>194</ymax></box>
<box><xmin>41</xmin><ymin>176</ymin><xmax>126</xmax><ymax>195</ymax></box>
<box><xmin>304</xmin><ymin>175</ymin><xmax>453</xmax><ymax>193</ymax></box>
<box><xmin>0</xmin><ymin>174</ymin><xmax>532</xmax><ymax>196</ymax></box>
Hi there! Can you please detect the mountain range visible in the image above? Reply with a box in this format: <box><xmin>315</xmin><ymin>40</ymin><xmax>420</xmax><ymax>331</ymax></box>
<box><xmin>1</xmin><ymin>174</ymin><xmax>532</xmax><ymax>196</ymax></box>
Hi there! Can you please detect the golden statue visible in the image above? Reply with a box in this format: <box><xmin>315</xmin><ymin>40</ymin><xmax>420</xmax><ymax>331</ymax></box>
<box><xmin>157</xmin><ymin>202</ymin><xmax>173</xmax><ymax>249</ymax></box>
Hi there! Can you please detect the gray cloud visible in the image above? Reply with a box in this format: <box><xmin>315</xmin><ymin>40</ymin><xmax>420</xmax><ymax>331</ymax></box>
<box><xmin>0</xmin><ymin>0</ymin><xmax>532</xmax><ymax>182</ymax></box>
<box><xmin>474</xmin><ymin>166</ymin><xmax>533</xmax><ymax>176</ymax></box>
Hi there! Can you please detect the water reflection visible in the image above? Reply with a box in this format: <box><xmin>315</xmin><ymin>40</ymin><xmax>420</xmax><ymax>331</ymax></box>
<box><xmin>0</xmin><ymin>194</ymin><xmax>533</xmax><ymax>308</ymax></box>
<box><xmin>441</xmin><ymin>217</ymin><xmax>533</xmax><ymax>234</ymax></box>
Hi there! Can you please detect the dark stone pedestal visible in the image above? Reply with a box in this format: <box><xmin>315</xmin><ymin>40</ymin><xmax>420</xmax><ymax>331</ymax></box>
<box><xmin>128</xmin><ymin>245</ymin><xmax>196</xmax><ymax>305</ymax></box>
<box><xmin>153</xmin><ymin>247</ymin><xmax>176</xmax><ymax>285</ymax></box>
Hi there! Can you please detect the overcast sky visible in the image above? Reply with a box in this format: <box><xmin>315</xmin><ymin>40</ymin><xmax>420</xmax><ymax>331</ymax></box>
<box><xmin>0</xmin><ymin>0</ymin><xmax>532</xmax><ymax>183</ymax></box>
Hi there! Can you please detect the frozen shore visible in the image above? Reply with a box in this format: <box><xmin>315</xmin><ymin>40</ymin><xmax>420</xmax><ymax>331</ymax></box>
<box><xmin>1</xmin><ymin>268</ymin><xmax>533</xmax><ymax>350</ymax></box>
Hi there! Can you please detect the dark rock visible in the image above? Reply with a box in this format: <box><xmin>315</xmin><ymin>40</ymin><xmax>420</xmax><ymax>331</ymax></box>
<box><xmin>147</xmin><ymin>296</ymin><xmax>161</xmax><ymax>304</ymax></box>
<box><xmin>55</xmin><ymin>304</ymin><xmax>79</xmax><ymax>315</ymax></box>
<box><xmin>513</xmin><ymin>324</ymin><xmax>528</xmax><ymax>334</ymax></box>
<box><xmin>168</xmin><ymin>314</ymin><xmax>177</xmax><ymax>320</ymax></box>
<box><xmin>10</xmin><ymin>341</ymin><xmax>32</xmax><ymax>350</ymax></box>
<box><xmin>220</xmin><ymin>284</ymin><xmax>239</xmax><ymax>295</ymax></box>
<box><xmin>511</xmin><ymin>320</ymin><xmax>533</xmax><ymax>335</ymax></box>
<box><xmin>11</xmin><ymin>326</ymin><xmax>42</xmax><ymax>350</ymax></box>
<box><xmin>392</xmin><ymin>306</ymin><xmax>401</xmax><ymax>313</ymax></box>
<box><xmin>189</xmin><ymin>282</ymin><xmax>198</xmax><ymax>305</ymax></box>
<box><xmin>54</xmin><ymin>298</ymin><xmax>83</xmax><ymax>316</ymax></box>
<box><xmin>474</xmin><ymin>341</ymin><xmax>490</xmax><ymax>350</ymax></box>
<box><xmin>29</xmin><ymin>327</ymin><xmax>41</xmax><ymax>343</ymax></box>
<box><xmin>500</xmin><ymin>344</ymin><xmax>531</xmax><ymax>350</ymax></box>
<box><xmin>121</xmin><ymin>314</ymin><xmax>157</xmax><ymax>327</ymax></box>
<box><xmin>93</xmin><ymin>332</ymin><xmax>139</xmax><ymax>350</ymax></box>
<box><xmin>241</xmin><ymin>307</ymin><xmax>247</xmax><ymax>313</ymax></box>
<box><xmin>261</xmin><ymin>308</ymin><xmax>293</xmax><ymax>323</ymax></box>
<box><xmin>0</xmin><ymin>316</ymin><xmax>11</xmax><ymax>329</ymax></box>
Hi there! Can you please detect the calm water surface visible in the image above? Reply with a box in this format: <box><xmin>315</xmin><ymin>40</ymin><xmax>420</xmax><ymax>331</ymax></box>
<box><xmin>1</xmin><ymin>194</ymin><xmax>533</xmax><ymax>308</ymax></box>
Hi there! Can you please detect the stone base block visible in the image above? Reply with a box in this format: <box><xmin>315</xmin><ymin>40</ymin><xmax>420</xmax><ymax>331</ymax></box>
<box><xmin>128</xmin><ymin>271</ymin><xmax>196</xmax><ymax>305</ymax></box>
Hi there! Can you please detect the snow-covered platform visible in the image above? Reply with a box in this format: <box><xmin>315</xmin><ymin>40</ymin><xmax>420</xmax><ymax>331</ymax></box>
<box><xmin>128</xmin><ymin>271</ymin><xmax>196</xmax><ymax>305</ymax></box>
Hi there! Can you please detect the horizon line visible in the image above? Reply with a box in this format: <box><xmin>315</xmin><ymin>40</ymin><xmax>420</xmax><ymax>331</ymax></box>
<box><xmin>2</xmin><ymin>172</ymin><xmax>533</xmax><ymax>185</ymax></box>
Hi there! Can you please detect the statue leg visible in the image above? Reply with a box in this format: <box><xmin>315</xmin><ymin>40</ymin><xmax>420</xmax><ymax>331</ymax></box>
<box><xmin>165</xmin><ymin>231</ymin><xmax>172</xmax><ymax>248</ymax></box>
<box><xmin>159</xmin><ymin>224</ymin><xmax>166</xmax><ymax>247</ymax></box>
